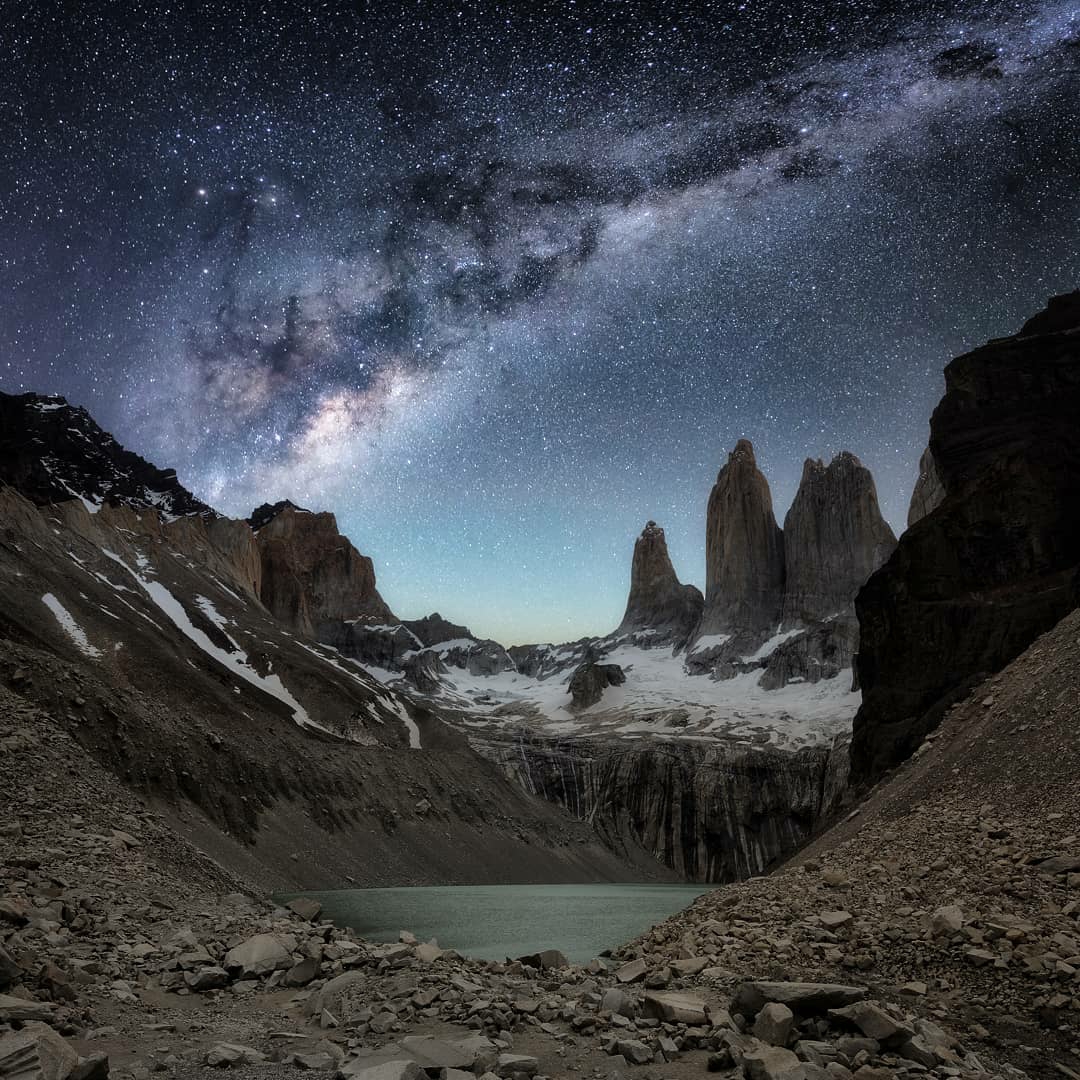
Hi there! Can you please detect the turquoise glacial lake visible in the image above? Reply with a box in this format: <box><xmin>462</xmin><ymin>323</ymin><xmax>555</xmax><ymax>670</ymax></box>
<box><xmin>280</xmin><ymin>883</ymin><xmax>710</xmax><ymax>963</ymax></box>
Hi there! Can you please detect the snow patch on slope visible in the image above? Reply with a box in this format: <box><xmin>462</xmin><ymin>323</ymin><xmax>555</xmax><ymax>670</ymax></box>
<box><xmin>100</xmin><ymin>549</ymin><xmax>325</xmax><ymax>733</ymax></box>
<box><xmin>41</xmin><ymin>593</ymin><xmax>102</xmax><ymax>658</ymax></box>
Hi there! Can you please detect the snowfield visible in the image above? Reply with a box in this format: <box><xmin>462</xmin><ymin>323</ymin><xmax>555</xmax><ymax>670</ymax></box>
<box><xmin>364</xmin><ymin>639</ymin><xmax>858</xmax><ymax>751</ymax></box>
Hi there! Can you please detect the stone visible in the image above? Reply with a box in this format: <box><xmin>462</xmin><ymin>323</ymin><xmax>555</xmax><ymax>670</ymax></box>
<box><xmin>642</xmin><ymin>990</ymin><xmax>709</xmax><ymax>1025</ymax></box>
<box><xmin>205</xmin><ymin>1043</ymin><xmax>267</xmax><ymax>1067</ymax></box>
<box><xmin>742</xmin><ymin>1043</ymin><xmax>802</xmax><ymax>1080</ymax></box>
<box><xmin>601</xmin><ymin>988</ymin><xmax>636</xmax><ymax>1018</ymax></box>
<box><xmin>69</xmin><ymin>1052</ymin><xmax>110</xmax><ymax>1080</ymax></box>
<box><xmin>338</xmin><ymin>1063</ymin><xmax>425</xmax><ymax>1080</ymax></box>
<box><xmin>287</xmin><ymin>897</ymin><xmax>323</xmax><ymax>922</ymax></box>
<box><xmin>614</xmin><ymin>958</ymin><xmax>648</xmax><ymax>984</ymax></box>
<box><xmin>285</xmin><ymin>956</ymin><xmax>321</xmax><ymax>986</ymax></box>
<box><xmin>616</xmin><ymin>521</ymin><xmax>703</xmax><ymax>646</ymax></box>
<box><xmin>0</xmin><ymin>946</ymin><xmax>21</xmax><ymax>989</ymax></box>
<box><xmin>828</xmin><ymin>1003</ymin><xmax>913</xmax><ymax>1045</ymax></box>
<box><xmin>223</xmin><ymin>933</ymin><xmax>294</xmax><ymax>978</ymax></box>
<box><xmin>818</xmin><ymin>911</ymin><xmax>853</xmax><ymax>929</ymax></box>
<box><xmin>0</xmin><ymin>1022</ymin><xmax>79</xmax><ymax>1080</ymax></box>
<box><xmin>613</xmin><ymin>1041</ymin><xmax>653</xmax><ymax>1066</ymax></box>
<box><xmin>183</xmin><ymin>966</ymin><xmax>229</xmax><ymax>991</ymax></box>
<box><xmin>514</xmin><ymin>949</ymin><xmax>567</xmax><ymax>971</ymax></box>
<box><xmin>494</xmin><ymin>1053</ymin><xmax>539</xmax><ymax>1077</ymax></box>
<box><xmin>414</xmin><ymin>941</ymin><xmax>443</xmax><ymax>963</ymax></box>
<box><xmin>930</xmin><ymin>905</ymin><xmax>963</xmax><ymax>935</ymax></box>
<box><xmin>305</xmin><ymin>970</ymin><xmax>366</xmax><ymax>1017</ymax></box>
<box><xmin>733</xmin><ymin>982</ymin><xmax>867</xmax><ymax>1018</ymax></box>
<box><xmin>754</xmin><ymin>1002</ymin><xmax>796</xmax><ymax>1046</ymax></box>
<box><xmin>0</xmin><ymin>993</ymin><xmax>54</xmax><ymax>1023</ymax></box>
<box><xmin>670</xmin><ymin>956</ymin><xmax>710</xmax><ymax>975</ymax></box>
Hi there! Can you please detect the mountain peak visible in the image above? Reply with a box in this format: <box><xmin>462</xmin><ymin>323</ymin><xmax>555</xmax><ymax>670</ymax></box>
<box><xmin>247</xmin><ymin>499</ymin><xmax>312</xmax><ymax>532</ymax></box>
<box><xmin>0</xmin><ymin>390</ymin><xmax>214</xmax><ymax>520</ymax></box>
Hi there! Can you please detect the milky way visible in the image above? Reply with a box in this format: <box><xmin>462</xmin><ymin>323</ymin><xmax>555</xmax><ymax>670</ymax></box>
<box><xmin>2</xmin><ymin>1</ymin><xmax>1079</xmax><ymax>642</ymax></box>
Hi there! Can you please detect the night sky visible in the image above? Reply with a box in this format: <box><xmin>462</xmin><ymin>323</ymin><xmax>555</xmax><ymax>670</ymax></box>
<box><xmin>2</xmin><ymin>2</ymin><xmax>1078</xmax><ymax>643</ymax></box>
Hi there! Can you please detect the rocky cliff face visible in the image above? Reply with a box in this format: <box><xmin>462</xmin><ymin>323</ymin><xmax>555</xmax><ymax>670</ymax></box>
<box><xmin>473</xmin><ymin>729</ymin><xmax>851</xmax><ymax>882</ymax></box>
<box><xmin>0</xmin><ymin>391</ymin><xmax>213</xmax><ymax>518</ymax></box>
<box><xmin>700</xmin><ymin>440</ymin><xmax>785</xmax><ymax>640</ymax></box>
<box><xmin>250</xmin><ymin>502</ymin><xmax>395</xmax><ymax>639</ymax></box>
<box><xmin>852</xmin><ymin>291</ymin><xmax>1080</xmax><ymax>782</ymax></box>
<box><xmin>907</xmin><ymin>445</ymin><xmax>945</xmax><ymax>527</ymax></box>
<box><xmin>617</xmin><ymin>521</ymin><xmax>703</xmax><ymax>645</ymax></box>
<box><xmin>781</xmin><ymin>452</ymin><xmax>896</xmax><ymax>628</ymax></box>
<box><xmin>402</xmin><ymin>612</ymin><xmax>475</xmax><ymax>647</ymax></box>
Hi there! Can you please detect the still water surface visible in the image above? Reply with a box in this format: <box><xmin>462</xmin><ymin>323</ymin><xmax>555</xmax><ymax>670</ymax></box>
<box><xmin>281</xmin><ymin>883</ymin><xmax>709</xmax><ymax>963</ymax></box>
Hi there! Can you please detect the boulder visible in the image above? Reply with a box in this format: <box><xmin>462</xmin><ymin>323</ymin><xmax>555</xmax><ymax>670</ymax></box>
<box><xmin>286</xmin><ymin>897</ymin><xmax>323</xmax><ymax>922</ymax></box>
<box><xmin>754</xmin><ymin>1002</ymin><xmax>796</xmax><ymax>1046</ymax></box>
<box><xmin>205</xmin><ymin>1043</ymin><xmax>267</xmax><ymax>1067</ymax></box>
<box><xmin>514</xmin><ymin>949</ymin><xmax>567</xmax><ymax>971</ymax></box>
<box><xmin>828</xmin><ymin>1002</ymin><xmax>913</xmax><ymax>1045</ymax></box>
<box><xmin>614</xmin><ymin>958</ymin><xmax>648</xmax><ymax>984</ymax></box>
<box><xmin>338</xmin><ymin>1061</ymin><xmax>425</xmax><ymax>1080</ymax></box>
<box><xmin>613</xmin><ymin>1040</ymin><xmax>653</xmax><ymax>1065</ymax></box>
<box><xmin>222</xmin><ymin>933</ymin><xmax>294</xmax><ymax>979</ymax></box>
<box><xmin>642</xmin><ymin>990</ymin><xmax>709</xmax><ymax>1025</ymax></box>
<box><xmin>183</xmin><ymin>966</ymin><xmax>229</xmax><ymax>991</ymax></box>
<box><xmin>495</xmin><ymin>1053</ymin><xmax>539</xmax><ymax>1077</ymax></box>
<box><xmin>733</xmin><ymin>982</ymin><xmax>867</xmax><ymax>1018</ymax></box>
<box><xmin>742</xmin><ymin>1043</ymin><xmax>802</xmax><ymax>1080</ymax></box>
<box><xmin>0</xmin><ymin>945</ymin><xmax>21</xmax><ymax>989</ymax></box>
<box><xmin>0</xmin><ymin>1022</ymin><xmax>79</xmax><ymax>1080</ymax></box>
<box><xmin>0</xmin><ymin>993</ymin><xmax>55</xmax><ymax>1023</ymax></box>
<box><xmin>285</xmin><ymin>957</ymin><xmax>321</xmax><ymax>986</ymax></box>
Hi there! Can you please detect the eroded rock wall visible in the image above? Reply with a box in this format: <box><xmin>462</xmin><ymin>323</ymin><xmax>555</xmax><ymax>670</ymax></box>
<box><xmin>472</xmin><ymin>730</ymin><xmax>850</xmax><ymax>883</ymax></box>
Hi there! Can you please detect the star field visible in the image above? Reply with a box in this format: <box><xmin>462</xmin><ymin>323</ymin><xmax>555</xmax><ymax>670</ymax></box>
<box><xmin>2</xmin><ymin>1</ymin><xmax>1079</xmax><ymax>642</ymax></box>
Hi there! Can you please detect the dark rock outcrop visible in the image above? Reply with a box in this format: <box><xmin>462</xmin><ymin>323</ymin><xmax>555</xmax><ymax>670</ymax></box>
<box><xmin>0</xmin><ymin>391</ymin><xmax>213</xmax><ymax>518</ymax></box>
<box><xmin>616</xmin><ymin>522</ymin><xmax>703</xmax><ymax>645</ymax></box>
<box><xmin>757</xmin><ymin>617</ymin><xmax>860</xmax><ymax>691</ymax></box>
<box><xmin>401</xmin><ymin>612</ymin><xmax>475</xmax><ymax>648</ymax></box>
<box><xmin>568</xmin><ymin>662</ymin><xmax>626</xmax><ymax>710</ymax></box>
<box><xmin>781</xmin><ymin>452</ymin><xmax>896</xmax><ymax>628</ymax></box>
<box><xmin>907</xmin><ymin>446</ymin><xmax>945</xmax><ymax>527</ymax></box>
<box><xmin>250</xmin><ymin>503</ymin><xmax>395</xmax><ymax>640</ymax></box>
<box><xmin>852</xmin><ymin>292</ymin><xmax>1080</xmax><ymax>782</ymax></box>
<box><xmin>700</xmin><ymin>440</ymin><xmax>785</xmax><ymax>640</ymax></box>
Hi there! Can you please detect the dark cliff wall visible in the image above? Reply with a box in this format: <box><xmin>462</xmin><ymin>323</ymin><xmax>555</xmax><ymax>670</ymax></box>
<box><xmin>472</xmin><ymin>731</ymin><xmax>850</xmax><ymax>883</ymax></box>
<box><xmin>852</xmin><ymin>292</ymin><xmax>1080</xmax><ymax>782</ymax></box>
